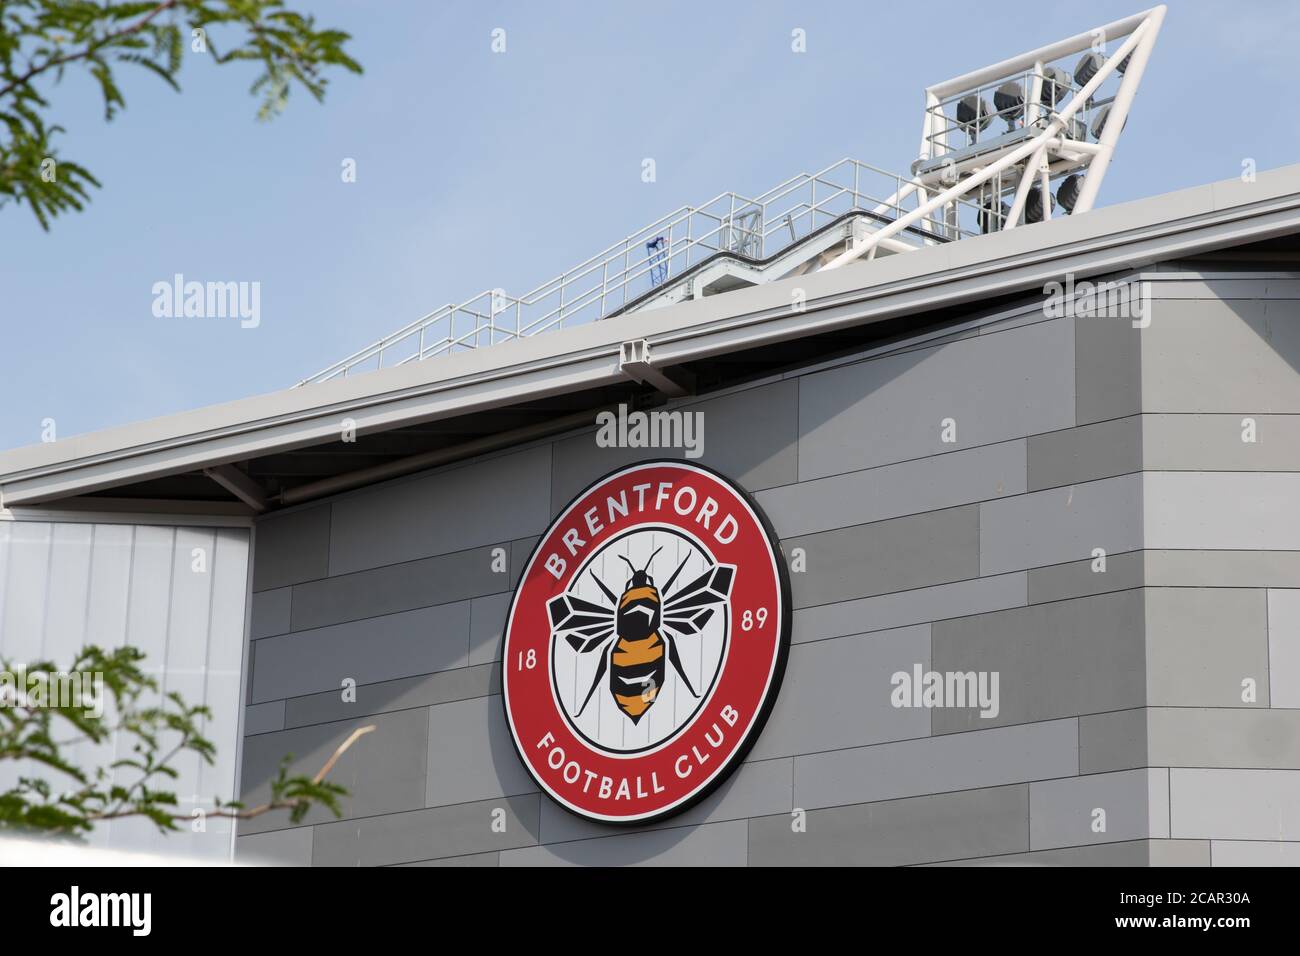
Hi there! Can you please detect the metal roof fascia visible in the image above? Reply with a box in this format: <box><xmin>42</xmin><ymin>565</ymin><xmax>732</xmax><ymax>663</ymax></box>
<box><xmin>3</xmin><ymin>167</ymin><xmax>1300</xmax><ymax>507</ymax></box>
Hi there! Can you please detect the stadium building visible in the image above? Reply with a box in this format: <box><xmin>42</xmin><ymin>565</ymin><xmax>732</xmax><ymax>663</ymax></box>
<box><xmin>4</xmin><ymin>6</ymin><xmax>1300</xmax><ymax>866</ymax></box>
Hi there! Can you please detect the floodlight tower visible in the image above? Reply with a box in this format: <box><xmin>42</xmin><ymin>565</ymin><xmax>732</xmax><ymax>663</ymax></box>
<box><xmin>823</xmin><ymin>5</ymin><xmax>1166</xmax><ymax>270</ymax></box>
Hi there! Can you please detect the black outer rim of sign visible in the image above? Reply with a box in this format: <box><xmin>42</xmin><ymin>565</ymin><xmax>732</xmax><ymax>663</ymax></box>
<box><xmin>500</xmin><ymin>458</ymin><xmax>794</xmax><ymax>828</ymax></box>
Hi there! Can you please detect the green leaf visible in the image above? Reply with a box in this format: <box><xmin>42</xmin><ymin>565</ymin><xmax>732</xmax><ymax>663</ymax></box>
<box><xmin>1</xmin><ymin>0</ymin><xmax>362</xmax><ymax>228</ymax></box>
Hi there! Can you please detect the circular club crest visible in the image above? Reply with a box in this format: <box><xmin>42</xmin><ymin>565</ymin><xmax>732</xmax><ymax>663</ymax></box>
<box><xmin>502</xmin><ymin>460</ymin><xmax>790</xmax><ymax>824</ymax></box>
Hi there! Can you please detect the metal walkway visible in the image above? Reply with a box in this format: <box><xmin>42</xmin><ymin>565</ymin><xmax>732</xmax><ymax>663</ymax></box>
<box><xmin>294</xmin><ymin>158</ymin><xmax>978</xmax><ymax>386</ymax></box>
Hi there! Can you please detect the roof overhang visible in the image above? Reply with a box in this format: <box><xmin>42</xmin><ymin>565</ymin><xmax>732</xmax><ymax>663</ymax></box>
<box><xmin>5</xmin><ymin>165</ymin><xmax>1300</xmax><ymax>512</ymax></box>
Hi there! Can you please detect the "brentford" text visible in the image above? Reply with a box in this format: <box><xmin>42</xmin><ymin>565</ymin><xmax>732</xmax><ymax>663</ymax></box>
<box><xmin>544</xmin><ymin>480</ymin><xmax>739</xmax><ymax>580</ymax></box>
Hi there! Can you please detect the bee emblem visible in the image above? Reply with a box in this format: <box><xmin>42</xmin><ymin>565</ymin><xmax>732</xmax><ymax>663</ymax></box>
<box><xmin>547</xmin><ymin>545</ymin><xmax>735</xmax><ymax>725</ymax></box>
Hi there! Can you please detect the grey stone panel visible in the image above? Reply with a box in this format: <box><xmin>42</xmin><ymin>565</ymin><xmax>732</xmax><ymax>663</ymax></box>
<box><xmin>1145</xmin><ymin>707</ymin><xmax>1300</xmax><ymax>769</ymax></box>
<box><xmin>746</xmin><ymin>625</ymin><xmax>932</xmax><ymax>760</ymax></box>
<box><xmin>243</xmin><ymin>700</ymin><xmax>286</xmax><ymax>736</ymax></box>
<box><xmin>426</xmin><ymin>695</ymin><xmax>539</xmax><ymax>807</ymax></box>
<box><xmin>794</xmin><ymin>718</ymin><xmax>1078</xmax><ymax>810</ymax></box>
<box><xmin>312</xmin><ymin>795</ymin><xmax>541</xmax><ymax>866</ymax></box>
<box><xmin>1148</xmin><ymin>840</ymin><xmax>1214</xmax><ymax>867</ymax></box>
<box><xmin>236</xmin><ymin>827</ymin><xmax>313</xmax><ymax>866</ymax></box>
<box><xmin>1027</xmin><ymin>416</ymin><xmax>1142</xmax><ymax>492</ymax></box>
<box><xmin>1078</xmin><ymin>708</ymin><xmax>1147</xmax><ymax>774</ymax></box>
<box><xmin>1145</xmin><ymin>413</ymin><xmax>1300</xmax><ymax>471</ymax></box>
<box><xmin>254</xmin><ymin>504</ymin><xmax>331</xmax><ymax>591</ymax></box>
<box><xmin>979</xmin><ymin>475</ymin><xmax>1143</xmax><ymax>576</ymax></box>
<box><xmin>283</xmin><ymin>663</ymin><xmax>499</xmax><ymax>729</ymax></box>
<box><xmin>1026</xmin><ymin>550</ymin><xmax>1144</xmax><ymax>604</ymax></box>
<box><xmin>1145</xmin><ymin>587</ymin><xmax>1269</xmax><ymax>708</ymax></box>
<box><xmin>509</xmin><ymin>536</ymin><xmax>538</xmax><ymax>588</ymax></box>
<box><xmin>757</xmin><ymin>439</ymin><xmax>1025</xmax><ymax>539</ymax></box>
<box><xmin>935</xmin><ymin>840</ymin><xmax>1210</xmax><ymax>867</ymax></box>
<box><xmin>785</xmin><ymin>505</ymin><xmax>981</xmax><ymax>609</ymax></box>
<box><xmin>931</xmin><ymin>590</ymin><xmax>1146</xmax><ymax>732</ymax></box>
<box><xmin>1144</xmin><ymin>473</ymin><xmax>1300</xmax><ymax>552</ymax></box>
<box><xmin>1075</xmin><ymin>301</ymin><xmax>1143</xmax><ymax>426</ymax></box>
<box><xmin>396</xmin><ymin>852</ymin><xmax>501</xmax><ymax>867</ymax></box>
<box><xmin>748</xmin><ymin>784</ymin><xmax>1029</xmax><ymax>866</ymax></box>
<box><xmin>239</xmin><ymin>707</ymin><xmax>429</xmax><ymax>835</ymax></box>
<box><xmin>1210</xmin><ymin>841</ymin><xmax>1300</xmax><ymax>866</ymax></box>
<box><xmin>1146</xmin><ymin>550</ymin><xmax>1300</xmax><ymax>588</ymax></box>
<box><xmin>1269</xmin><ymin>589</ymin><xmax>1300</xmax><ymax>708</ymax></box>
<box><xmin>1140</xmin><ymin>297</ymin><xmax>1300</xmax><ymax>414</ymax></box>
<box><xmin>933</xmin><ymin>840</ymin><xmax>1150</xmax><ymax>867</ymax></box>
<box><xmin>798</xmin><ymin>317</ymin><xmax>1074</xmax><ymax>479</ymax></box>
<box><xmin>1149</xmin><ymin>276</ymin><xmax>1300</xmax><ymax>299</ymax></box>
<box><xmin>548</xmin><ymin>379</ymin><xmax>800</xmax><ymax>512</ymax></box>
<box><xmin>1169</xmin><ymin>768</ymin><xmax>1300</xmax><ymax>841</ymax></box>
<box><xmin>249</xmin><ymin>600</ymin><xmax>471</xmax><ymax>703</ymax></box>
<box><xmin>250</xmin><ymin>587</ymin><xmax>292</xmax><ymax>639</ymax></box>
<box><xmin>469</xmin><ymin>591</ymin><xmax>511</xmax><ymax>666</ymax></box>
<box><xmin>327</xmin><ymin>445</ymin><xmax>553</xmax><ymax>574</ymax></box>
<box><xmin>289</xmin><ymin>543</ymin><xmax>508</xmax><ymax>631</ymax></box>
<box><xmin>501</xmin><ymin>819</ymin><xmax>748</xmax><ymax>867</ymax></box>
<box><xmin>1029</xmin><ymin>769</ymin><xmax>1168</xmax><ymax>850</ymax></box>
<box><xmin>793</xmin><ymin>572</ymin><xmax>1027</xmax><ymax>645</ymax></box>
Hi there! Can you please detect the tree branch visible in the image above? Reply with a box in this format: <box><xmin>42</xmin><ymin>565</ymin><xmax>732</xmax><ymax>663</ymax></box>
<box><xmin>0</xmin><ymin>0</ymin><xmax>181</xmax><ymax>100</ymax></box>
<box><xmin>310</xmin><ymin>725</ymin><xmax>373</xmax><ymax>785</ymax></box>
<box><xmin>84</xmin><ymin>723</ymin><xmax>375</xmax><ymax>825</ymax></box>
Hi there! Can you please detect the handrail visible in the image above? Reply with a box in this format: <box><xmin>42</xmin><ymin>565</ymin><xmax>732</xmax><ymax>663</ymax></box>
<box><xmin>295</xmin><ymin>157</ymin><xmax>973</xmax><ymax>386</ymax></box>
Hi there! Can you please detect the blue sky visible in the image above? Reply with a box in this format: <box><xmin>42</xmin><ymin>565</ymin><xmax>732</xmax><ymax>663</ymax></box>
<box><xmin>1</xmin><ymin>0</ymin><xmax>1297</xmax><ymax>452</ymax></box>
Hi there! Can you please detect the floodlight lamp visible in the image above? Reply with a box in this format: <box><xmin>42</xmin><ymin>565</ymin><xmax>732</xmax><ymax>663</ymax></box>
<box><xmin>993</xmin><ymin>82</ymin><xmax>1025</xmax><ymax>128</ymax></box>
<box><xmin>1056</xmin><ymin>174</ymin><xmax>1082</xmax><ymax>212</ymax></box>
<box><xmin>1090</xmin><ymin>103</ymin><xmax>1126</xmax><ymax>139</ymax></box>
<box><xmin>956</xmin><ymin>94</ymin><xmax>994</xmax><ymax>138</ymax></box>
<box><xmin>978</xmin><ymin>199</ymin><xmax>1009</xmax><ymax>234</ymax></box>
<box><xmin>1073</xmin><ymin>52</ymin><xmax>1105</xmax><ymax>86</ymax></box>
<box><xmin>1039</xmin><ymin>66</ymin><xmax>1071</xmax><ymax>109</ymax></box>
<box><xmin>1024</xmin><ymin>187</ymin><xmax>1055</xmax><ymax>223</ymax></box>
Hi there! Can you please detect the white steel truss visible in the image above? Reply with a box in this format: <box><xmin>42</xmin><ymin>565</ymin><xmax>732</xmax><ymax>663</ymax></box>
<box><xmin>823</xmin><ymin>5</ymin><xmax>1165</xmax><ymax>270</ymax></box>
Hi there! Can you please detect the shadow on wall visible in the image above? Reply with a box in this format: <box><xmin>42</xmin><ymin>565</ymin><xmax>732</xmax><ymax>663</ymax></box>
<box><xmin>1175</xmin><ymin>291</ymin><xmax>1300</xmax><ymax>396</ymax></box>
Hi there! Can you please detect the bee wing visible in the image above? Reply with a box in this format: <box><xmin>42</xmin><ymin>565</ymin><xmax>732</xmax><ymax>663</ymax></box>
<box><xmin>661</xmin><ymin>563</ymin><xmax>735</xmax><ymax>635</ymax></box>
<box><xmin>547</xmin><ymin>592</ymin><xmax>617</xmax><ymax>653</ymax></box>
<box><xmin>663</xmin><ymin>606</ymin><xmax>716</xmax><ymax>636</ymax></box>
<box><xmin>565</xmin><ymin>629</ymin><xmax>615</xmax><ymax>653</ymax></box>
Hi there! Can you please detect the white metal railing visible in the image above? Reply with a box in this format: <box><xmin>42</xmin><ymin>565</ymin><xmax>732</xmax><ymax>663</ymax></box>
<box><xmin>297</xmin><ymin>9</ymin><xmax>1161</xmax><ymax>387</ymax></box>
<box><xmin>294</xmin><ymin>158</ymin><xmax>979</xmax><ymax>386</ymax></box>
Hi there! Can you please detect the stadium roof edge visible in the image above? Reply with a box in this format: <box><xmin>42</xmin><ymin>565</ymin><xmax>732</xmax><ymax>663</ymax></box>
<box><xmin>4</xmin><ymin>163</ymin><xmax>1300</xmax><ymax>510</ymax></box>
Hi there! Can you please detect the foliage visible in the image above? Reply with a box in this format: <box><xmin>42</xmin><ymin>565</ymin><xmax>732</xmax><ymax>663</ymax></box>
<box><xmin>0</xmin><ymin>644</ymin><xmax>359</xmax><ymax>839</ymax></box>
<box><xmin>0</xmin><ymin>1</ymin><xmax>362</xmax><ymax>228</ymax></box>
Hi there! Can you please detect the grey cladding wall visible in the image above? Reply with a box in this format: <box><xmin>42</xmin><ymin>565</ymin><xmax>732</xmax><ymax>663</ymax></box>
<box><xmin>236</xmin><ymin>271</ymin><xmax>1300</xmax><ymax>866</ymax></box>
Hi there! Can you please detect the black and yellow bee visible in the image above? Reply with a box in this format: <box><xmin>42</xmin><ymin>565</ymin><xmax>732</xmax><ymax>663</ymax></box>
<box><xmin>548</xmin><ymin>546</ymin><xmax>735</xmax><ymax>724</ymax></box>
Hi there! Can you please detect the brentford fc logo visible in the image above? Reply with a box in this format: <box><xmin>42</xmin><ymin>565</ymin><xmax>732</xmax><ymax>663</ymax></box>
<box><xmin>502</xmin><ymin>460</ymin><xmax>790</xmax><ymax>824</ymax></box>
